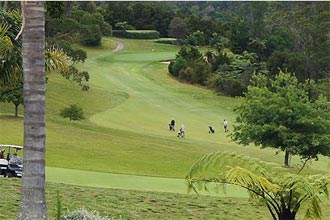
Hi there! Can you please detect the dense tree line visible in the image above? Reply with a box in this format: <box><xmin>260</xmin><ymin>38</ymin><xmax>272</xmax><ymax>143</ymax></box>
<box><xmin>47</xmin><ymin>1</ymin><xmax>330</xmax><ymax>95</ymax></box>
<box><xmin>2</xmin><ymin>1</ymin><xmax>329</xmax><ymax>98</ymax></box>
<box><xmin>58</xmin><ymin>1</ymin><xmax>326</xmax><ymax>97</ymax></box>
<box><xmin>167</xmin><ymin>1</ymin><xmax>330</xmax><ymax>97</ymax></box>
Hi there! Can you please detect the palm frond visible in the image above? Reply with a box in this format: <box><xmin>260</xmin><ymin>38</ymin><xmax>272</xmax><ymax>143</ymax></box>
<box><xmin>8</xmin><ymin>10</ymin><xmax>21</xmax><ymax>22</ymax></box>
<box><xmin>0</xmin><ymin>62</ymin><xmax>22</xmax><ymax>86</ymax></box>
<box><xmin>0</xmin><ymin>23</ymin><xmax>14</xmax><ymax>57</ymax></box>
<box><xmin>0</xmin><ymin>36</ymin><xmax>14</xmax><ymax>57</ymax></box>
<box><xmin>45</xmin><ymin>47</ymin><xmax>70</xmax><ymax>74</ymax></box>
<box><xmin>0</xmin><ymin>23</ymin><xmax>10</xmax><ymax>37</ymax></box>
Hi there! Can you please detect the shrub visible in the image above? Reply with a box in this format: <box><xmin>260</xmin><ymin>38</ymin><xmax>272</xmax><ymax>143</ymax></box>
<box><xmin>184</xmin><ymin>30</ymin><xmax>206</xmax><ymax>46</ymax></box>
<box><xmin>168</xmin><ymin>56</ymin><xmax>186</xmax><ymax>77</ymax></box>
<box><xmin>112</xmin><ymin>30</ymin><xmax>160</xmax><ymax>39</ymax></box>
<box><xmin>179</xmin><ymin>66</ymin><xmax>193</xmax><ymax>82</ymax></box>
<box><xmin>59</xmin><ymin>104</ymin><xmax>85</xmax><ymax>121</ymax></box>
<box><xmin>101</xmin><ymin>22</ymin><xmax>112</xmax><ymax>36</ymax></box>
<box><xmin>316</xmin><ymin>78</ymin><xmax>330</xmax><ymax>99</ymax></box>
<box><xmin>218</xmin><ymin>78</ymin><xmax>246</xmax><ymax>97</ymax></box>
<box><xmin>207</xmin><ymin>74</ymin><xmax>246</xmax><ymax>96</ymax></box>
<box><xmin>206</xmin><ymin>73</ymin><xmax>222</xmax><ymax>88</ymax></box>
<box><xmin>80</xmin><ymin>24</ymin><xmax>102</xmax><ymax>46</ymax></box>
<box><xmin>155</xmin><ymin>39</ymin><xmax>178</xmax><ymax>45</ymax></box>
<box><xmin>190</xmin><ymin>61</ymin><xmax>211</xmax><ymax>85</ymax></box>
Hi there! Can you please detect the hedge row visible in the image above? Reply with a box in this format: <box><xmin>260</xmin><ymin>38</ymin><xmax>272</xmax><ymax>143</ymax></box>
<box><xmin>155</xmin><ymin>39</ymin><xmax>178</xmax><ymax>45</ymax></box>
<box><xmin>113</xmin><ymin>30</ymin><xmax>160</xmax><ymax>39</ymax></box>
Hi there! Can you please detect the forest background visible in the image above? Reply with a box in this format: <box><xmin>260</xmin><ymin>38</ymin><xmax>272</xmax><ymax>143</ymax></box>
<box><xmin>2</xmin><ymin>1</ymin><xmax>328</xmax><ymax>100</ymax></box>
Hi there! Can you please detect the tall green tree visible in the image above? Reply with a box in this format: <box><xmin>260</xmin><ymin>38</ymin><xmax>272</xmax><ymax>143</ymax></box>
<box><xmin>266</xmin><ymin>2</ymin><xmax>330</xmax><ymax>81</ymax></box>
<box><xmin>168</xmin><ymin>17</ymin><xmax>188</xmax><ymax>39</ymax></box>
<box><xmin>60</xmin><ymin>104</ymin><xmax>85</xmax><ymax>121</ymax></box>
<box><xmin>0</xmin><ymin>6</ymin><xmax>89</xmax><ymax>109</ymax></box>
<box><xmin>0</xmin><ymin>8</ymin><xmax>73</xmax><ymax>81</ymax></box>
<box><xmin>0</xmin><ymin>81</ymin><xmax>23</xmax><ymax>117</ymax></box>
<box><xmin>19</xmin><ymin>1</ymin><xmax>47</xmax><ymax>219</ymax></box>
<box><xmin>186</xmin><ymin>152</ymin><xmax>329</xmax><ymax>220</ymax></box>
<box><xmin>0</xmin><ymin>9</ymin><xmax>22</xmax><ymax>84</ymax></box>
<box><xmin>232</xmin><ymin>72</ymin><xmax>330</xmax><ymax>166</ymax></box>
<box><xmin>169</xmin><ymin>46</ymin><xmax>211</xmax><ymax>85</ymax></box>
<box><xmin>244</xmin><ymin>2</ymin><xmax>268</xmax><ymax>39</ymax></box>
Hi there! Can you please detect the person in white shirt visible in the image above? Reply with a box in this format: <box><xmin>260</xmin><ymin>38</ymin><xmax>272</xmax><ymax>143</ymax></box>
<box><xmin>177</xmin><ymin>124</ymin><xmax>185</xmax><ymax>137</ymax></box>
<box><xmin>9</xmin><ymin>153</ymin><xmax>22</xmax><ymax>165</ymax></box>
<box><xmin>224</xmin><ymin>119</ymin><xmax>228</xmax><ymax>132</ymax></box>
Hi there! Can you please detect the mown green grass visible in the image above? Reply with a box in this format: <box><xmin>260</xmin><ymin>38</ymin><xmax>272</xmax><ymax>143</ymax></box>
<box><xmin>0</xmin><ymin>178</ymin><xmax>267</xmax><ymax>220</ymax></box>
<box><xmin>1</xmin><ymin>178</ymin><xmax>329</xmax><ymax>220</ymax></box>
<box><xmin>1</xmin><ymin>37</ymin><xmax>329</xmax><ymax>177</ymax></box>
<box><xmin>45</xmin><ymin>167</ymin><xmax>249</xmax><ymax>197</ymax></box>
<box><xmin>0</xmin><ymin>37</ymin><xmax>329</xmax><ymax>219</ymax></box>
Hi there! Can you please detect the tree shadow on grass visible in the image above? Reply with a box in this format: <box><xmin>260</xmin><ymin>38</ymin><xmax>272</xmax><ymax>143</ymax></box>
<box><xmin>0</xmin><ymin>114</ymin><xmax>23</xmax><ymax>120</ymax></box>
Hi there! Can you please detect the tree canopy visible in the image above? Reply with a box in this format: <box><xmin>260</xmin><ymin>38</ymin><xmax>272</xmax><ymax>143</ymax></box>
<box><xmin>0</xmin><ymin>81</ymin><xmax>23</xmax><ymax>117</ymax></box>
<box><xmin>3</xmin><ymin>2</ymin><xmax>328</xmax><ymax>98</ymax></box>
<box><xmin>0</xmin><ymin>7</ymin><xmax>91</xmax><ymax>116</ymax></box>
<box><xmin>60</xmin><ymin>104</ymin><xmax>85</xmax><ymax>121</ymax></box>
<box><xmin>231</xmin><ymin>72</ymin><xmax>330</xmax><ymax>166</ymax></box>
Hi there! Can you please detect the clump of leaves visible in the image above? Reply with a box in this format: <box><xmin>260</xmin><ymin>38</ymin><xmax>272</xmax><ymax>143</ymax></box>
<box><xmin>59</xmin><ymin>104</ymin><xmax>85</xmax><ymax>121</ymax></box>
<box><xmin>61</xmin><ymin>208</ymin><xmax>111</xmax><ymax>220</ymax></box>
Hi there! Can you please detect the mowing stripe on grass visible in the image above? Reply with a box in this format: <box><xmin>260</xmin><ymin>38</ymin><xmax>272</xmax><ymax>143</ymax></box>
<box><xmin>46</xmin><ymin>166</ymin><xmax>249</xmax><ymax>198</ymax></box>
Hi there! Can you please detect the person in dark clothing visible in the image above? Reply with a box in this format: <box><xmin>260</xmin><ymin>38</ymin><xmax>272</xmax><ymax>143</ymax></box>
<box><xmin>6</xmin><ymin>152</ymin><xmax>11</xmax><ymax>161</ymax></box>
<box><xmin>169</xmin><ymin>118</ymin><xmax>175</xmax><ymax>131</ymax></box>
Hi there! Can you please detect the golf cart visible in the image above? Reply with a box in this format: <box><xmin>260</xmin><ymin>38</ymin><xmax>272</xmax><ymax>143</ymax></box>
<box><xmin>0</xmin><ymin>144</ymin><xmax>23</xmax><ymax>178</ymax></box>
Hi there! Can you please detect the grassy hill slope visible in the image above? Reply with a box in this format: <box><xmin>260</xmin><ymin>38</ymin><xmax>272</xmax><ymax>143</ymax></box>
<box><xmin>1</xmin><ymin>37</ymin><xmax>329</xmax><ymax>180</ymax></box>
<box><xmin>1</xmin><ymin>37</ymin><xmax>329</xmax><ymax>220</ymax></box>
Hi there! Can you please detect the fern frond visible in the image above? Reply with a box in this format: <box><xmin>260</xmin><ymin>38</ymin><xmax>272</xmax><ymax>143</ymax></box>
<box><xmin>0</xmin><ymin>36</ymin><xmax>14</xmax><ymax>56</ymax></box>
<box><xmin>226</xmin><ymin>166</ymin><xmax>281</xmax><ymax>195</ymax></box>
<box><xmin>186</xmin><ymin>152</ymin><xmax>329</xmax><ymax>220</ymax></box>
<box><xmin>0</xmin><ymin>23</ymin><xmax>14</xmax><ymax>57</ymax></box>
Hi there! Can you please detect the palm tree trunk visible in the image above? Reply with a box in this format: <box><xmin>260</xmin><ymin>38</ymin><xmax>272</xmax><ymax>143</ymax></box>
<box><xmin>19</xmin><ymin>1</ymin><xmax>47</xmax><ymax>220</ymax></box>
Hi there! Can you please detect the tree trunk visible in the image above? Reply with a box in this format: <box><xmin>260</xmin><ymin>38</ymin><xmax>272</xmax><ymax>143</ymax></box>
<box><xmin>284</xmin><ymin>149</ymin><xmax>290</xmax><ymax>167</ymax></box>
<box><xmin>279</xmin><ymin>209</ymin><xmax>296</xmax><ymax>220</ymax></box>
<box><xmin>15</xmin><ymin>103</ymin><xmax>18</xmax><ymax>117</ymax></box>
<box><xmin>64</xmin><ymin>1</ymin><xmax>74</xmax><ymax>17</ymax></box>
<box><xmin>19</xmin><ymin>1</ymin><xmax>47</xmax><ymax>220</ymax></box>
<box><xmin>3</xmin><ymin>1</ymin><xmax>8</xmax><ymax>11</ymax></box>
